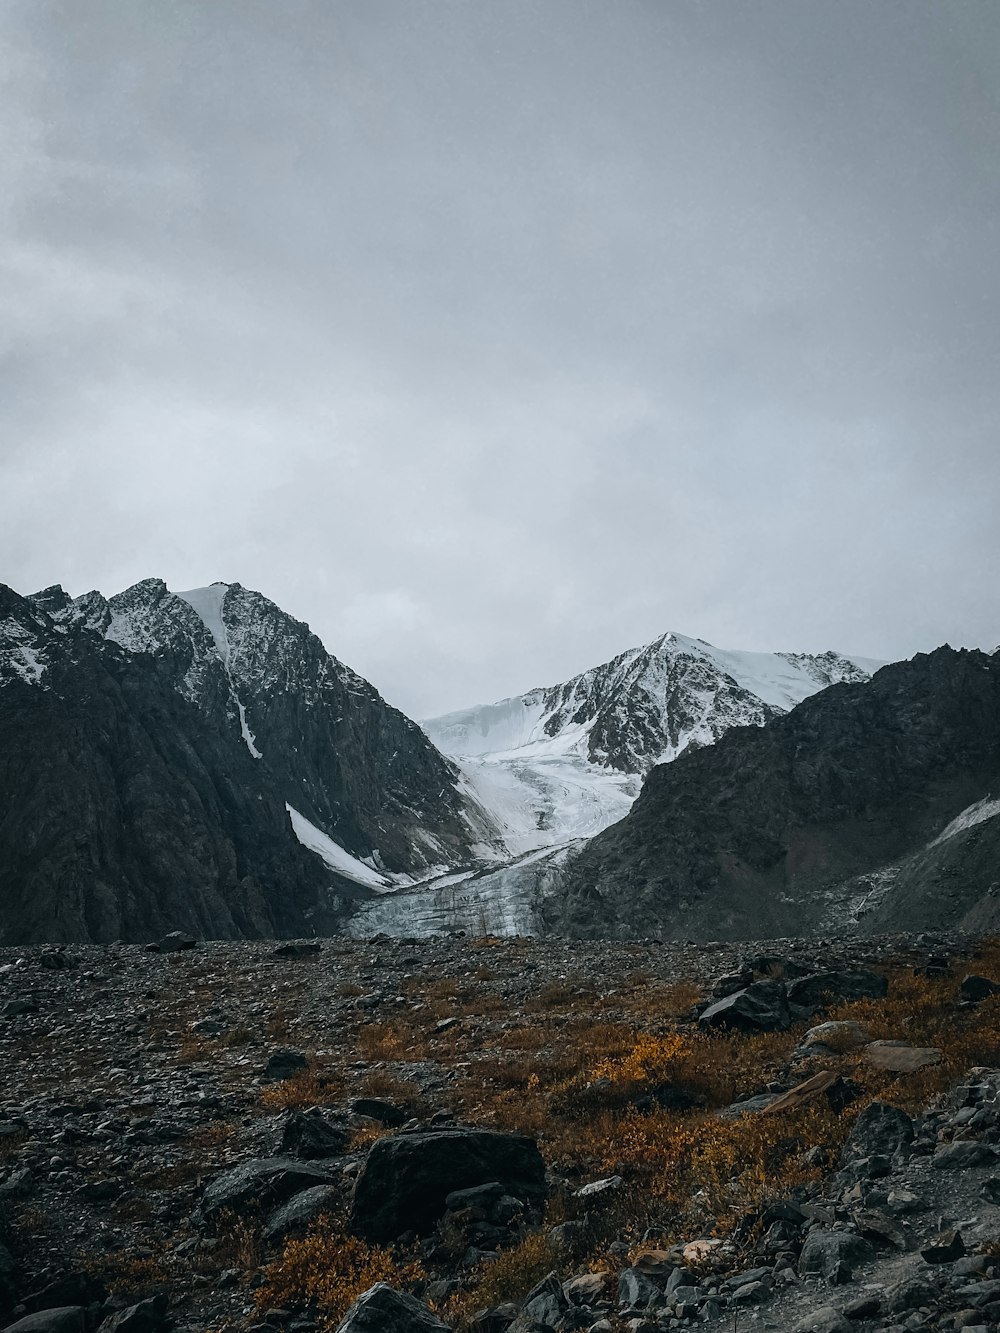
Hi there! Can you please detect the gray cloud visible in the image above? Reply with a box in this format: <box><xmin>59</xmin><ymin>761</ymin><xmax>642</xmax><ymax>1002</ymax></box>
<box><xmin>1</xmin><ymin>0</ymin><xmax>998</xmax><ymax>716</ymax></box>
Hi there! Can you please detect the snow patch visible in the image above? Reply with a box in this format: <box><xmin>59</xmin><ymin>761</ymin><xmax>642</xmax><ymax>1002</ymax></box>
<box><xmin>931</xmin><ymin>796</ymin><xmax>1000</xmax><ymax>847</ymax></box>
<box><xmin>0</xmin><ymin>618</ymin><xmax>48</xmax><ymax>687</ymax></box>
<box><xmin>175</xmin><ymin>584</ymin><xmax>231</xmax><ymax>662</ymax></box>
<box><xmin>236</xmin><ymin>698</ymin><xmax>262</xmax><ymax>759</ymax></box>
<box><xmin>175</xmin><ymin>584</ymin><xmax>262</xmax><ymax>758</ymax></box>
<box><xmin>286</xmin><ymin>804</ymin><xmax>394</xmax><ymax>890</ymax></box>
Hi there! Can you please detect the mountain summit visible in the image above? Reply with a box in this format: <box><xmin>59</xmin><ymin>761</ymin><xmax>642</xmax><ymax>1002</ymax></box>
<box><xmin>422</xmin><ymin>631</ymin><xmax>881</xmax><ymax>856</ymax></box>
<box><xmin>0</xmin><ymin>578</ymin><xmax>500</xmax><ymax>943</ymax></box>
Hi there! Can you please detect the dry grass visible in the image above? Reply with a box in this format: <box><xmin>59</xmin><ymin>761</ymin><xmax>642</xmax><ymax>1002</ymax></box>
<box><xmin>259</xmin><ymin>1069</ymin><xmax>343</xmax><ymax>1110</ymax></box>
<box><xmin>442</xmin><ymin>1232</ymin><xmax>561</xmax><ymax>1326</ymax></box>
<box><xmin>256</xmin><ymin>1225</ymin><xmax>425</xmax><ymax>1329</ymax></box>
<box><xmin>356</xmin><ymin>1022</ymin><xmax>427</xmax><ymax>1062</ymax></box>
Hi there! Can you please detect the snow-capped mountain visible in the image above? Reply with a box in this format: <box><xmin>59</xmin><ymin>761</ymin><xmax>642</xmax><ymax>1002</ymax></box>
<box><xmin>421</xmin><ymin>632</ymin><xmax>881</xmax><ymax>856</ymax></box>
<box><xmin>42</xmin><ymin>578</ymin><xmax>504</xmax><ymax>882</ymax></box>
<box><xmin>560</xmin><ymin>646</ymin><xmax>1000</xmax><ymax>941</ymax></box>
<box><xmin>0</xmin><ymin>578</ymin><xmax>507</xmax><ymax>942</ymax></box>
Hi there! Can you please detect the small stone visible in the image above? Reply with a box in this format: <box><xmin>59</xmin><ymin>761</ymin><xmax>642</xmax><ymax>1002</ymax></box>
<box><xmin>843</xmin><ymin>1294</ymin><xmax>881</xmax><ymax>1320</ymax></box>
<box><xmin>731</xmin><ymin>1281</ymin><xmax>768</xmax><ymax>1304</ymax></box>
<box><xmin>791</xmin><ymin>1306</ymin><xmax>852</xmax><ymax>1333</ymax></box>
<box><xmin>575</xmin><ymin>1175</ymin><xmax>624</xmax><ymax>1199</ymax></box>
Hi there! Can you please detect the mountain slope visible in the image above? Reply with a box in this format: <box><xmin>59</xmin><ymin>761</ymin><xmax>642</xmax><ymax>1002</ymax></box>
<box><xmin>0</xmin><ymin>583</ymin><xmax>333</xmax><ymax>944</ymax></box>
<box><xmin>36</xmin><ymin>579</ymin><xmax>499</xmax><ymax>882</ymax></box>
<box><xmin>555</xmin><ymin>646</ymin><xmax>1000</xmax><ymax>940</ymax></box>
<box><xmin>422</xmin><ymin>632</ymin><xmax>880</xmax><ymax>855</ymax></box>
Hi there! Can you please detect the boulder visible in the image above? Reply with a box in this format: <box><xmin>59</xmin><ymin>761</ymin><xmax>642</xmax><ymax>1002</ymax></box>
<box><xmin>617</xmin><ymin>1268</ymin><xmax>661</xmax><ymax>1309</ymax></box>
<box><xmin>799</xmin><ymin>1021</ymin><xmax>869</xmax><ymax>1054</ymax></box>
<box><xmin>563</xmin><ymin>1273</ymin><xmax>611</xmax><ymax>1306</ymax></box>
<box><xmin>97</xmin><ymin>1295</ymin><xmax>169</xmax><ymax>1333</ymax></box>
<box><xmin>2</xmin><ymin>1311</ymin><xmax>87</xmax><ymax>1333</ymax></box>
<box><xmin>521</xmin><ymin>1272</ymin><xmax>569</xmax><ymax>1326</ymax></box>
<box><xmin>761</xmin><ymin>1070</ymin><xmax>846</xmax><ymax>1116</ymax></box>
<box><xmin>959</xmin><ymin>975</ymin><xmax>1000</xmax><ymax>1003</ymax></box>
<box><xmin>787</xmin><ymin>970</ymin><xmax>887</xmax><ymax>1012</ymax></box>
<box><xmin>884</xmin><ymin>1278</ymin><xmax>936</xmax><ymax>1314</ymax></box>
<box><xmin>350</xmin><ymin>1098</ymin><xmax>408</xmax><ymax>1127</ymax></box>
<box><xmin>839</xmin><ymin>1101</ymin><xmax>913</xmax><ymax>1165</ymax></box>
<box><xmin>157</xmin><ymin>931</ymin><xmax>196</xmax><ymax>952</ymax></box>
<box><xmin>334</xmin><ymin>1283</ymin><xmax>451</xmax><ymax>1333</ymax></box>
<box><xmin>921</xmin><ymin>1229</ymin><xmax>965</xmax><ymax>1263</ymax></box>
<box><xmin>263</xmin><ymin>1184</ymin><xmax>339</xmax><ymax>1241</ymax></box>
<box><xmin>863</xmin><ymin>1041</ymin><xmax>941</xmax><ymax>1073</ymax></box>
<box><xmin>698</xmin><ymin>980</ymin><xmax>790</xmax><ymax>1033</ymax></box>
<box><xmin>798</xmin><ymin>1229</ymin><xmax>872</xmax><ymax>1279</ymax></box>
<box><xmin>631</xmin><ymin>1250</ymin><xmax>675</xmax><ymax>1282</ymax></box>
<box><xmin>792</xmin><ymin>1309</ymin><xmax>852</xmax><ymax>1333</ymax></box>
<box><xmin>273</xmin><ymin>942</ymin><xmax>322</xmax><ymax>958</ymax></box>
<box><xmin>932</xmin><ymin>1141</ymin><xmax>999</xmax><ymax>1170</ymax></box>
<box><xmin>197</xmin><ymin>1156</ymin><xmax>335</xmax><ymax>1225</ymax></box>
<box><xmin>350</xmin><ymin>1129</ymin><xmax>545</xmax><ymax>1242</ymax></box>
<box><xmin>281</xmin><ymin>1111</ymin><xmax>349</xmax><ymax>1159</ymax></box>
<box><xmin>264</xmin><ymin>1049</ymin><xmax>308</xmax><ymax>1082</ymax></box>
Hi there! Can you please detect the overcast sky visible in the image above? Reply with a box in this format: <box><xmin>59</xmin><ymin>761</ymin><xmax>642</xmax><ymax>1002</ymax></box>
<box><xmin>2</xmin><ymin>1</ymin><xmax>998</xmax><ymax>718</ymax></box>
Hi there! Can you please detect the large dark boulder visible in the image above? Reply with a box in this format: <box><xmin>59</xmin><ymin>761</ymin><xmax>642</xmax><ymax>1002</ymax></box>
<box><xmin>97</xmin><ymin>1295</ymin><xmax>169</xmax><ymax>1333</ymax></box>
<box><xmin>281</xmin><ymin>1111</ymin><xmax>349</xmax><ymax>1159</ymax></box>
<box><xmin>334</xmin><ymin>1283</ymin><xmax>451</xmax><ymax>1333</ymax></box>
<box><xmin>263</xmin><ymin>1184</ymin><xmax>339</xmax><ymax>1242</ymax></box>
<box><xmin>787</xmin><ymin>970</ymin><xmax>888</xmax><ymax>1012</ymax></box>
<box><xmin>350</xmin><ymin>1129</ymin><xmax>546</xmax><ymax>1242</ymax></box>
<box><xmin>798</xmin><ymin>1229</ymin><xmax>873</xmax><ymax>1279</ymax></box>
<box><xmin>196</xmin><ymin>1156</ymin><xmax>335</xmax><ymax>1226</ymax></box>
<box><xmin>840</xmin><ymin>1102</ymin><xmax>914</xmax><ymax>1165</ymax></box>
<box><xmin>2</xmin><ymin>1311</ymin><xmax>87</xmax><ymax>1333</ymax></box>
<box><xmin>698</xmin><ymin>980</ymin><xmax>790</xmax><ymax>1032</ymax></box>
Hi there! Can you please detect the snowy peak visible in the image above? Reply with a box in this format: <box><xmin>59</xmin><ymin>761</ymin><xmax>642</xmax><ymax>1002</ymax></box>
<box><xmin>417</xmin><ymin>631</ymin><xmax>883</xmax><ymax>863</ymax></box>
<box><xmin>425</xmin><ymin>631</ymin><xmax>881</xmax><ymax>776</ymax></box>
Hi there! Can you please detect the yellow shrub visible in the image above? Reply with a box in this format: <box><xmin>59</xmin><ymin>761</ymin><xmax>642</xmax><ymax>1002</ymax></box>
<box><xmin>256</xmin><ymin>1226</ymin><xmax>426</xmax><ymax>1327</ymax></box>
<box><xmin>593</xmin><ymin>1032</ymin><xmax>689</xmax><ymax>1086</ymax></box>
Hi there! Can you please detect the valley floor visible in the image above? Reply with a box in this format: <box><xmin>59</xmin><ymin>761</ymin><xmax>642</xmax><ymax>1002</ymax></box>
<box><xmin>2</xmin><ymin>931</ymin><xmax>1000</xmax><ymax>1333</ymax></box>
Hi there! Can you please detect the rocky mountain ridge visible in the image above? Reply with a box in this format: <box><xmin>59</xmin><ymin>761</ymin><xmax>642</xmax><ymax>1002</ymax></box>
<box><xmin>558</xmin><ymin>645</ymin><xmax>1000</xmax><ymax>940</ymax></box>
<box><xmin>0</xmin><ymin>579</ymin><xmax>503</xmax><ymax>943</ymax></box>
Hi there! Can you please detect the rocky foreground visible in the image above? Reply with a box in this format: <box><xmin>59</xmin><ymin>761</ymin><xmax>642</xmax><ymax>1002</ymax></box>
<box><xmin>3</xmin><ymin>932</ymin><xmax>1000</xmax><ymax>1333</ymax></box>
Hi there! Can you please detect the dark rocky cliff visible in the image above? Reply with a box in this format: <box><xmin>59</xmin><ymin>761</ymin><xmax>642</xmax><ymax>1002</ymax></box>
<box><xmin>559</xmin><ymin>647</ymin><xmax>1000</xmax><ymax>939</ymax></box>
<box><xmin>0</xmin><ymin>584</ymin><xmax>333</xmax><ymax>944</ymax></box>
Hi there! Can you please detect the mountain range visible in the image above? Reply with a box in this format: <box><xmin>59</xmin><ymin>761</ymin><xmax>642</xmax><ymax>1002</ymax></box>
<box><xmin>2</xmin><ymin>575</ymin><xmax>996</xmax><ymax>944</ymax></box>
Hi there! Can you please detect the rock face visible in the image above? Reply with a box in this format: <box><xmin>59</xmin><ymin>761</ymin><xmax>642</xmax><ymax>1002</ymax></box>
<box><xmin>0</xmin><ymin>584</ymin><xmax>333</xmax><ymax>945</ymax></box>
<box><xmin>558</xmin><ymin>647</ymin><xmax>1000</xmax><ymax>939</ymax></box>
<box><xmin>349</xmin><ymin>1128</ymin><xmax>547</xmax><ymax>1242</ymax></box>
<box><xmin>0</xmin><ymin>579</ymin><xmax>499</xmax><ymax>944</ymax></box>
